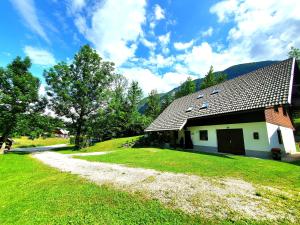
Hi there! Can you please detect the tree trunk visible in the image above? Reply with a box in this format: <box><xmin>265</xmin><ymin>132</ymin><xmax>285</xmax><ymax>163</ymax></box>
<box><xmin>75</xmin><ymin>122</ymin><xmax>82</xmax><ymax>149</ymax></box>
<box><xmin>0</xmin><ymin>143</ymin><xmax>5</xmax><ymax>154</ymax></box>
<box><xmin>0</xmin><ymin>135</ymin><xmax>8</xmax><ymax>154</ymax></box>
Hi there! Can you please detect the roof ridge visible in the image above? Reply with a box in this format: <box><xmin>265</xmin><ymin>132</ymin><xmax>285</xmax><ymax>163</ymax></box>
<box><xmin>178</xmin><ymin>58</ymin><xmax>293</xmax><ymax>100</ymax></box>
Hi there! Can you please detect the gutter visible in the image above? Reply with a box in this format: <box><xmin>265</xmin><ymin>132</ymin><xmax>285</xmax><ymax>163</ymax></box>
<box><xmin>288</xmin><ymin>57</ymin><xmax>296</xmax><ymax>104</ymax></box>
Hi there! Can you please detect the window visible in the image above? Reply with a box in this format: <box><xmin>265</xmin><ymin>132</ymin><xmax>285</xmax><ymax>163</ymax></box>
<box><xmin>274</xmin><ymin>105</ymin><xmax>279</xmax><ymax>112</ymax></box>
<box><xmin>186</xmin><ymin>106</ymin><xmax>193</xmax><ymax>112</ymax></box>
<box><xmin>199</xmin><ymin>130</ymin><xmax>208</xmax><ymax>141</ymax></box>
<box><xmin>211</xmin><ymin>89</ymin><xmax>220</xmax><ymax>95</ymax></box>
<box><xmin>200</xmin><ymin>102</ymin><xmax>208</xmax><ymax>109</ymax></box>
<box><xmin>253</xmin><ymin>132</ymin><xmax>259</xmax><ymax>140</ymax></box>
<box><xmin>197</xmin><ymin>93</ymin><xmax>204</xmax><ymax>99</ymax></box>
<box><xmin>277</xmin><ymin>130</ymin><xmax>283</xmax><ymax>144</ymax></box>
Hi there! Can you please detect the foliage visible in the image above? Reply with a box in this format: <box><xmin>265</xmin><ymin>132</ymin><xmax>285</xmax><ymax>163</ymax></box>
<box><xmin>200</xmin><ymin>65</ymin><xmax>227</xmax><ymax>89</ymax></box>
<box><xmin>288</xmin><ymin>46</ymin><xmax>300</xmax><ymax>60</ymax></box>
<box><xmin>44</xmin><ymin>45</ymin><xmax>114</xmax><ymax>149</ymax></box>
<box><xmin>13</xmin><ymin>114</ymin><xmax>64</xmax><ymax>139</ymax></box>
<box><xmin>160</xmin><ymin>93</ymin><xmax>174</xmax><ymax>112</ymax></box>
<box><xmin>0</xmin><ymin>154</ymin><xmax>204</xmax><ymax>224</ymax></box>
<box><xmin>175</xmin><ymin>77</ymin><xmax>196</xmax><ymax>99</ymax></box>
<box><xmin>145</xmin><ymin>89</ymin><xmax>161</xmax><ymax>119</ymax></box>
<box><xmin>126</xmin><ymin>81</ymin><xmax>150</xmax><ymax>136</ymax></box>
<box><xmin>88</xmin><ymin>79</ymin><xmax>149</xmax><ymax>141</ymax></box>
<box><xmin>90</xmin><ymin>74</ymin><xmax>129</xmax><ymax>139</ymax></box>
<box><xmin>0</xmin><ymin>57</ymin><xmax>46</xmax><ymax>151</ymax></box>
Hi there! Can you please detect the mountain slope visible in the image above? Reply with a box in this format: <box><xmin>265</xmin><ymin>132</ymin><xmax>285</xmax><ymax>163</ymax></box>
<box><xmin>139</xmin><ymin>60</ymin><xmax>278</xmax><ymax>113</ymax></box>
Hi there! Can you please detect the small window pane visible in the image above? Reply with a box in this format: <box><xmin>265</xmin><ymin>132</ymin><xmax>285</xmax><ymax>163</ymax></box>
<box><xmin>197</xmin><ymin>94</ymin><xmax>204</xmax><ymax>99</ymax></box>
<box><xmin>200</xmin><ymin>102</ymin><xmax>208</xmax><ymax>109</ymax></box>
<box><xmin>253</xmin><ymin>132</ymin><xmax>259</xmax><ymax>140</ymax></box>
<box><xmin>199</xmin><ymin>130</ymin><xmax>208</xmax><ymax>141</ymax></box>
<box><xmin>211</xmin><ymin>89</ymin><xmax>220</xmax><ymax>95</ymax></box>
<box><xmin>186</xmin><ymin>106</ymin><xmax>193</xmax><ymax>112</ymax></box>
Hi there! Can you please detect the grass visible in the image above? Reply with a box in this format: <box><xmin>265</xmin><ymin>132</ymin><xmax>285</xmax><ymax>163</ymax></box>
<box><xmin>77</xmin><ymin>147</ymin><xmax>300</xmax><ymax>191</ymax></box>
<box><xmin>0</xmin><ymin>153</ymin><xmax>214</xmax><ymax>225</ymax></box>
<box><xmin>12</xmin><ymin>136</ymin><xmax>69</xmax><ymax>148</ymax></box>
<box><xmin>55</xmin><ymin>136</ymin><xmax>141</xmax><ymax>154</ymax></box>
<box><xmin>1</xmin><ymin>137</ymin><xmax>299</xmax><ymax>224</ymax></box>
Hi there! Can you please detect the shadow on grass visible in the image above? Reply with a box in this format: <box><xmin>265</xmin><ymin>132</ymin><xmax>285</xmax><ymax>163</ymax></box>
<box><xmin>13</xmin><ymin>145</ymin><xmax>38</xmax><ymax>148</ymax></box>
<box><xmin>132</xmin><ymin>146</ymin><xmax>235</xmax><ymax>159</ymax></box>
<box><xmin>51</xmin><ymin>146</ymin><xmax>77</xmax><ymax>152</ymax></box>
<box><xmin>286</xmin><ymin>160</ymin><xmax>300</xmax><ymax>167</ymax></box>
<box><xmin>5</xmin><ymin>151</ymin><xmax>31</xmax><ymax>155</ymax></box>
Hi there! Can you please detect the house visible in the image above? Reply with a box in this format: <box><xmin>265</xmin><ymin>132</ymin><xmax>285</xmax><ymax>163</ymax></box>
<box><xmin>54</xmin><ymin>128</ymin><xmax>69</xmax><ymax>138</ymax></box>
<box><xmin>145</xmin><ymin>58</ymin><xmax>300</xmax><ymax>158</ymax></box>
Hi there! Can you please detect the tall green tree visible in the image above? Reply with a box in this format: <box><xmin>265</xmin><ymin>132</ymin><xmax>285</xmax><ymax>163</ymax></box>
<box><xmin>175</xmin><ymin>77</ymin><xmax>196</xmax><ymax>99</ymax></box>
<box><xmin>127</xmin><ymin>81</ymin><xmax>143</xmax><ymax>113</ymax></box>
<box><xmin>126</xmin><ymin>81</ymin><xmax>150</xmax><ymax>136</ymax></box>
<box><xmin>0</xmin><ymin>57</ymin><xmax>44</xmax><ymax>153</ymax></box>
<box><xmin>145</xmin><ymin>89</ymin><xmax>161</xmax><ymax>119</ymax></box>
<box><xmin>200</xmin><ymin>65</ymin><xmax>227</xmax><ymax>89</ymax></box>
<box><xmin>288</xmin><ymin>46</ymin><xmax>300</xmax><ymax>60</ymax></box>
<box><xmin>44</xmin><ymin>45</ymin><xmax>114</xmax><ymax>149</ymax></box>
<box><xmin>104</xmin><ymin>74</ymin><xmax>128</xmax><ymax>138</ymax></box>
<box><xmin>161</xmin><ymin>93</ymin><xmax>174</xmax><ymax>112</ymax></box>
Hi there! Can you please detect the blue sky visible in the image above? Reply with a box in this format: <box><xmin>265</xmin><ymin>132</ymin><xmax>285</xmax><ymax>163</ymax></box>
<box><xmin>1</xmin><ymin>0</ymin><xmax>300</xmax><ymax>95</ymax></box>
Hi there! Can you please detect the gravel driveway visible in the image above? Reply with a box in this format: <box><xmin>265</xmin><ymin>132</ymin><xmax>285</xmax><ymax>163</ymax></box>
<box><xmin>33</xmin><ymin>151</ymin><xmax>296</xmax><ymax>222</ymax></box>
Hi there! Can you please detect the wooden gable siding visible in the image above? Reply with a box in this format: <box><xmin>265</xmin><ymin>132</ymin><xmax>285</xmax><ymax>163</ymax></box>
<box><xmin>185</xmin><ymin>110</ymin><xmax>266</xmax><ymax>127</ymax></box>
<box><xmin>264</xmin><ymin>106</ymin><xmax>294</xmax><ymax>129</ymax></box>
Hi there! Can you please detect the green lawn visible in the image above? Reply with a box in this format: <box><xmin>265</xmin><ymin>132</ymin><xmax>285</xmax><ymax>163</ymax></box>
<box><xmin>2</xmin><ymin>137</ymin><xmax>300</xmax><ymax>224</ymax></box>
<box><xmin>0</xmin><ymin>154</ymin><xmax>211</xmax><ymax>225</ymax></box>
<box><xmin>56</xmin><ymin>136</ymin><xmax>141</xmax><ymax>154</ymax></box>
<box><xmin>77</xmin><ymin>147</ymin><xmax>300</xmax><ymax>191</ymax></box>
<box><xmin>13</xmin><ymin>136</ymin><xmax>69</xmax><ymax>148</ymax></box>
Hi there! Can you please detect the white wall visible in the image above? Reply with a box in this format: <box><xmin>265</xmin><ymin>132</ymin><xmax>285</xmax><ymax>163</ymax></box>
<box><xmin>187</xmin><ymin>122</ymin><xmax>270</xmax><ymax>152</ymax></box>
<box><xmin>266</xmin><ymin>123</ymin><xmax>296</xmax><ymax>154</ymax></box>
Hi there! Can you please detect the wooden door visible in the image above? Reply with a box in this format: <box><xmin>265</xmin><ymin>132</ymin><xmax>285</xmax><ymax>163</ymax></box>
<box><xmin>217</xmin><ymin>129</ymin><xmax>245</xmax><ymax>155</ymax></box>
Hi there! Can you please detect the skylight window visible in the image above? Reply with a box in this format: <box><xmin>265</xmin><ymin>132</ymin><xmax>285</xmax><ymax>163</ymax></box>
<box><xmin>200</xmin><ymin>102</ymin><xmax>208</xmax><ymax>109</ymax></box>
<box><xmin>197</xmin><ymin>93</ymin><xmax>204</xmax><ymax>99</ymax></box>
<box><xmin>211</xmin><ymin>89</ymin><xmax>220</xmax><ymax>95</ymax></box>
<box><xmin>186</xmin><ymin>106</ymin><xmax>193</xmax><ymax>112</ymax></box>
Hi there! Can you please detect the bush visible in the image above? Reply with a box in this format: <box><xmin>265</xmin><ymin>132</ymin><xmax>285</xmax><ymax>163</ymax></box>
<box><xmin>133</xmin><ymin>132</ymin><xmax>167</xmax><ymax>148</ymax></box>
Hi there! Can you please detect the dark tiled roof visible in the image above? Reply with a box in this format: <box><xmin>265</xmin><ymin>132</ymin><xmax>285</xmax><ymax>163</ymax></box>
<box><xmin>145</xmin><ymin>58</ymin><xmax>296</xmax><ymax>132</ymax></box>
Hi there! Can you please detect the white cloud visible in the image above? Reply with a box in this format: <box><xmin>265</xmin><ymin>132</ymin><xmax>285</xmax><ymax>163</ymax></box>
<box><xmin>68</xmin><ymin>0</ymin><xmax>86</xmax><ymax>13</ymax></box>
<box><xmin>10</xmin><ymin>0</ymin><xmax>49</xmax><ymax>42</ymax></box>
<box><xmin>73</xmin><ymin>0</ymin><xmax>146</xmax><ymax>66</ymax></box>
<box><xmin>174</xmin><ymin>0</ymin><xmax>300</xmax><ymax>76</ymax></box>
<box><xmin>149</xmin><ymin>54</ymin><xmax>175</xmax><ymax>68</ymax></box>
<box><xmin>140</xmin><ymin>37</ymin><xmax>156</xmax><ymax>50</ymax></box>
<box><xmin>158</xmin><ymin>32</ymin><xmax>171</xmax><ymax>46</ymax></box>
<box><xmin>210</xmin><ymin>0</ymin><xmax>239</xmax><ymax>22</ymax></box>
<box><xmin>210</xmin><ymin>0</ymin><xmax>300</xmax><ymax>60</ymax></box>
<box><xmin>174</xmin><ymin>40</ymin><xmax>194</xmax><ymax>50</ymax></box>
<box><xmin>121</xmin><ymin>67</ymin><xmax>196</xmax><ymax>95</ymax></box>
<box><xmin>202</xmin><ymin>27</ymin><xmax>213</xmax><ymax>37</ymax></box>
<box><xmin>24</xmin><ymin>46</ymin><xmax>56</xmax><ymax>66</ymax></box>
<box><xmin>154</xmin><ymin>4</ymin><xmax>165</xmax><ymax>21</ymax></box>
